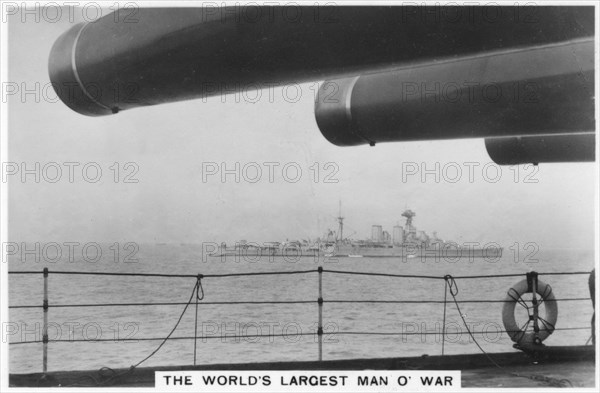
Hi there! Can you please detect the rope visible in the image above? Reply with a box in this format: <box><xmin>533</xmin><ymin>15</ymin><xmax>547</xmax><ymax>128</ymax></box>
<box><xmin>444</xmin><ymin>276</ymin><xmax>503</xmax><ymax>365</ymax></box>
<box><xmin>8</xmin><ymin>269</ymin><xmax>591</xmax><ymax>280</ymax></box>
<box><xmin>193</xmin><ymin>274</ymin><xmax>204</xmax><ymax>366</ymax></box>
<box><xmin>508</xmin><ymin>288</ymin><xmax>530</xmax><ymax>311</ymax></box>
<box><xmin>332</xmin><ymin>328</ymin><xmax>588</xmax><ymax>336</ymax></box>
<box><xmin>323</xmin><ymin>298</ymin><xmax>583</xmax><ymax>304</ymax></box>
<box><xmin>452</xmin><ymin>272</ymin><xmax>590</xmax><ymax>279</ymax></box>
<box><xmin>9</xmin><ymin>297</ymin><xmax>589</xmax><ymax>309</ymax></box>
<box><xmin>323</xmin><ymin>269</ymin><xmax>443</xmax><ymax>280</ymax></box>
<box><xmin>9</xmin><ymin>326</ymin><xmax>590</xmax><ymax>345</ymax></box>
<box><xmin>507</xmin><ymin>285</ymin><xmax>557</xmax><ymax>340</ymax></box>
<box><xmin>131</xmin><ymin>276</ymin><xmax>203</xmax><ymax>369</ymax></box>
<box><xmin>443</xmin><ymin>275</ymin><xmax>573</xmax><ymax>388</ymax></box>
<box><xmin>8</xmin><ymin>271</ymin><xmax>197</xmax><ymax>278</ymax></box>
<box><xmin>81</xmin><ymin>275</ymin><xmax>205</xmax><ymax>387</ymax></box>
<box><xmin>7</xmin><ymin>269</ymin><xmax>318</xmax><ymax>278</ymax></box>
<box><xmin>9</xmin><ymin>300</ymin><xmax>316</xmax><ymax>308</ymax></box>
<box><xmin>7</xmin><ymin>268</ymin><xmax>591</xmax><ymax>387</ymax></box>
<box><xmin>204</xmin><ymin>270</ymin><xmax>317</xmax><ymax>278</ymax></box>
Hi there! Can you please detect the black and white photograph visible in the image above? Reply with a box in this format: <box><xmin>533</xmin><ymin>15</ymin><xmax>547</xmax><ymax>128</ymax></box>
<box><xmin>0</xmin><ymin>1</ymin><xmax>598</xmax><ymax>390</ymax></box>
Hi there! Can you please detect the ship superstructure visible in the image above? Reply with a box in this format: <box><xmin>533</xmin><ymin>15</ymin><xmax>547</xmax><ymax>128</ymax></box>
<box><xmin>328</xmin><ymin>207</ymin><xmax>502</xmax><ymax>258</ymax></box>
<box><xmin>218</xmin><ymin>206</ymin><xmax>502</xmax><ymax>259</ymax></box>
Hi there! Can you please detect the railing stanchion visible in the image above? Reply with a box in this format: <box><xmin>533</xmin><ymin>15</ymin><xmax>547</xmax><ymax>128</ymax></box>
<box><xmin>42</xmin><ymin>268</ymin><xmax>49</xmax><ymax>373</ymax></box>
<box><xmin>442</xmin><ymin>278</ymin><xmax>448</xmax><ymax>356</ymax></box>
<box><xmin>317</xmin><ymin>266</ymin><xmax>323</xmax><ymax>361</ymax></box>
<box><xmin>193</xmin><ymin>289</ymin><xmax>199</xmax><ymax>366</ymax></box>
<box><xmin>527</xmin><ymin>271</ymin><xmax>541</xmax><ymax>344</ymax></box>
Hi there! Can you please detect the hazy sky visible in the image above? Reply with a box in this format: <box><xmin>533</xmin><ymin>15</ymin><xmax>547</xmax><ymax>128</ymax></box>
<box><xmin>5</xmin><ymin>7</ymin><xmax>597</xmax><ymax>251</ymax></box>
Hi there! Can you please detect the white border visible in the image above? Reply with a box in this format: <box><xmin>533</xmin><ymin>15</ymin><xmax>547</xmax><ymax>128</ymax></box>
<box><xmin>1</xmin><ymin>1</ymin><xmax>9</xmax><ymax>391</ymax></box>
<box><xmin>0</xmin><ymin>1</ymin><xmax>598</xmax><ymax>392</ymax></box>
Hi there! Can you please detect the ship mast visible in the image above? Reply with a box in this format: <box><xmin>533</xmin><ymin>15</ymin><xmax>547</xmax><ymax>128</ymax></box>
<box><xmin>337</xmin><ymin>200</ymin><xmax>344</xmax><ymax>242</ymax></box>
<box><xmin>402</xmin><ymin>209</ymin><xmax>416</xmax><ymax>233</ymax></box>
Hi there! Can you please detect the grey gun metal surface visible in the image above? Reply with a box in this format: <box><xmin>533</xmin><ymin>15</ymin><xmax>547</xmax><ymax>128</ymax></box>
<box><xmin>49</xmin><ymin>6</ymin><xmax>593</xmax><ymax>116</ymax></box>
<box><xmin>48</xmin><ymin>6</ymin><xmax>595</xmax><ymax>165</ymax></box>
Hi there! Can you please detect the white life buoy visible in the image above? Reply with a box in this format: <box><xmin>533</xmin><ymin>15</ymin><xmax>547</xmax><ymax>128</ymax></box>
<box><xmin>502</xmin><ymin>278</ymin><xmax>558</xmax><ymax>345</ymax></box>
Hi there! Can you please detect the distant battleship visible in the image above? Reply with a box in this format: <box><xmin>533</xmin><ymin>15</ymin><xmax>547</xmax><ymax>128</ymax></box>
<box><xmin>218</xmin><ymin>206</ymin><xmax>502</xmax><ymax>259</ymax></box>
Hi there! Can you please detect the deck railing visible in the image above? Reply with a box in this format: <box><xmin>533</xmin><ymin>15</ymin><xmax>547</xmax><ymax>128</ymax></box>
<box><xmin>8</xmin><ymin>268</ymin><xmax>593</xmax><ymax>374</ymax></box>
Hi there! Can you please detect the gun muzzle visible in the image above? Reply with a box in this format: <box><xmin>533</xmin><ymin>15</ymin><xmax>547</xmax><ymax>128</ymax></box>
<box><xmin>48</xmin><ymin>6</ymin><xmax>593</xmax><ymax>116</ymax></box>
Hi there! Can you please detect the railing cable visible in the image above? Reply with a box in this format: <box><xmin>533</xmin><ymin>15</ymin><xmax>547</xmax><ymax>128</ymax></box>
<box><xmin>8</xmin><ymin>326</ymin><xmax>590</xmax><ymax>345</ymax></box>
<box><xmin>9</xmin><ymin>297</ymin><xmax>589</xmax><ymax>309</ymax></box>
<box><xmin>6</xmin><ymin>267</ymin><xmax>593</xmax><ymax>387</ymax></box>
<box><xmin>323</xmin><ymin>269</ymin><xmax>442</xmax><ymax>280</ymax></box>
<box><xmin>8</xmin><ymin>269</ymin><xmax>591</xmax><ymax>279</ymax></box>
<box><xmin>85</xmin><ymin>274</ymin><xmax>204</xmax><ymax>387</ymax></box>
<box><xmin>444</xmin><ymin>274</ymin><xmax>573</xmax><ymax>388</ymax></box>
<box><xmin>131</xmin><ymin>275</ymin><xmax>203</xmax><ymax>369</ymax></box>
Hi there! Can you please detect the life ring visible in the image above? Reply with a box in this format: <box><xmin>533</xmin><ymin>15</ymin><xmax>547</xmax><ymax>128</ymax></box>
<box><xmin>502</xmin><ymin>278</ymin><xmax>558</xmax><ymax>345</ymax></box>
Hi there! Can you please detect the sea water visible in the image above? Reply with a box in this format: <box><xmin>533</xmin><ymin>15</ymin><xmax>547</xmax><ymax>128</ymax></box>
<box><xmin>7</xmin><ymin>245</ymin><xmax>595</xmax><ymax>373</ymax></box>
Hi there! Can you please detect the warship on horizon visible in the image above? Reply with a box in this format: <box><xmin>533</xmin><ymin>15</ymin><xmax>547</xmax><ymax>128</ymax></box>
<box><xmin>218</xmin><ymin>205</ymin><xmax>503</xmax><ymax>259</ymax></box>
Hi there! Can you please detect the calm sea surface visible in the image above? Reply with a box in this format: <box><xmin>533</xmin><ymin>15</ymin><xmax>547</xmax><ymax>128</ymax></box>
<box><xmin>8</xmin><ymin>245</ymin><xmax>595</xmax><ymax>373</ymax></box>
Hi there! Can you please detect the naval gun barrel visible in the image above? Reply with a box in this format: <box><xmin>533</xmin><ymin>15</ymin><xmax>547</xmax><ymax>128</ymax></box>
<box><xmin>48</xmin><ymin>6</ymin><xmax>593</xmax><ymax>116</ymax></box>
<box><xmin>314</xmin><ymin>39</ymin><xmax>595</xmax><ymax>146</ymax></box>
<box><xmin>485</xmin><ymin>134</ymin><xmax>595</xmax><ymax>165</ymax></box>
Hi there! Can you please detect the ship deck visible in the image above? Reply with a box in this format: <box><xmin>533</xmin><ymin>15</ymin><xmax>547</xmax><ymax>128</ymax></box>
<box><xmin>9</xmin><ymin>345</ymin><xmax>595</xmax><ymax>388</ymax></box>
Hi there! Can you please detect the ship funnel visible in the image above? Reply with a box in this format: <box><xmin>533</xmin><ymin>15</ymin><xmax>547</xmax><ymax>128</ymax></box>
<box><xmin>49</xmin><ymin>6</ymin><xmax>593</xmax><ymax>116</ymax></box>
